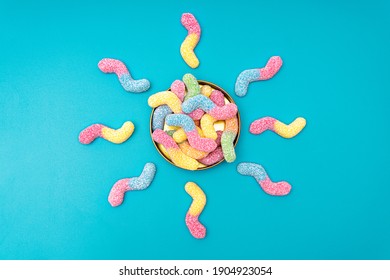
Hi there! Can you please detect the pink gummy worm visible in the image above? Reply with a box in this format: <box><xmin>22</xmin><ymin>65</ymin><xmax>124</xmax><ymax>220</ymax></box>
<box><xmin>210</xmin><ymin>90</ymin><xmax>225</xmax><ymax>107</ymax></box>
<box><xmin>188</xmin><ymin>109</ymin><xmax>205</xmax><ymax>120</ymax></box>
<box><xmin>185</xmin><ymin>213</ymin><xmax>206</xmax><ymax>239</ymax></box>
<box><xmin>259</xmin><ymin>176</ymin><xmax>291</xmax><ymax>196</ymax></box>
<box><xmin>187</xmin><ymin>130</ymin><xmax>217</xmax><ymax>153</ymax></box>
<box><xmin>249</xmin><ymin>117</ymin><xmax>277</xmax><ymax>134</ymax></box>
<box><xmin>208</xmin><ymin>103</ymin><xmax>238</xmax><ymax>120</ymax></box>
<box><xmin>171</xmin><ymin>80</ymin><xmax>186</xmax><ymax>102</ymax></box>
<box><xmin>181</xmin><ymin>13</ymin><xmax>201</xmax><ymax>37</ymax></box>
<box><xmin>108</xmin><ymin>178</ymin><xmax>131</xmax><ymax>207</ymax></box>
<box><xmin>79</xmin><ymin>124</ymin><xmax>104</xmax><ymax>144</ymax></box>
<box><xmin>98</xmin><ymin>58</ymin><xmax>129</xmax><ymax>77</ymax></box>
<box><xmin>198</xmin><ymin>147</ymin><xmax>223</xmax><ymax>166</ymax></box>
<box><xmin>259</xmin><ymin>56</ymin><xmax>283</xmax><ymax>80</ymax></box>
<box><xmin>152</xmin><ymin>129</ymin><xmax>179</xmax><ymax>149</ymax></box>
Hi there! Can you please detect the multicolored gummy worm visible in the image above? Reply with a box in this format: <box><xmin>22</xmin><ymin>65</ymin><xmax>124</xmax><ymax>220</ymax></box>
<box><xmin>185</xmin><ymin>182</ymin><xmax>206</xmax><ymax>239</ymax></box>
<box><xmin>79</xmin><ymin>121</ymin><xmax>135</xmax><ymax>144</ymax></box>
<box><xmin>180</xmin><ymin>13</ymin><xmax>201</xmax><ymax>69</ymax></box>
<box><xmin>98</xmin><ymin>58</ymin><xmax>150</xmax><ymax>93</ymax></box>
<box><xmin>237</xmin><ymin>162</ymin><xmax>291</xmax><ymax>196</ymax></box>
<box><xmin>152</xmin><ymin>129</ymin><xmax>199</xmax><ymax>170</ymax></box>
<box><xmin>235</xmin><ymin>56</ymin><xmax>283</xmax><ymax>97</ymax></box>
<box><xmin>221</xmin><ymin>117</ymin><xmax>239</xmax><ymax>163</ymax></box>
<box><xmin>249</xmin><ymin>117</ymin><xmax>306</xmax><ymax>138</ymax></box>
<box><xmin>108</xmin><ymin>163</ymin><xmax>156</xmax><ymax>207</ymax></box>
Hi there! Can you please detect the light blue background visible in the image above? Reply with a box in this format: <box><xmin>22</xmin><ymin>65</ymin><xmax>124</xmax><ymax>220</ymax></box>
<box><xmin>1</xmin><ymin>0</ymin><xmax>389</xmax><ymax>259</ymax></box>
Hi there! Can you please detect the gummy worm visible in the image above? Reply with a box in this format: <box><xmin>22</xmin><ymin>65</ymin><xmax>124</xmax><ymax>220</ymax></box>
<box><xmin>79</xmin><ymin>121</ymin><xmax>134</xmax><ymax>144</ymax></box>
<box><xmin>249</xmin><ymin>117</ymin><xmax>306</xmax><ymax>138</ymax></box>
<box><xmin>171</xmin><ymin>80</ymin><xmax>186</xmax><ymax>102</ymax></box>
<box><xmin>237</xmin><ymin>162</ymin><xmax>291</xmax><ymax>196</ymax></box>
<box><xmin>200</xmin><ymin>114</ymin><xmax>217</xmax><ymax>140</ymax></box>
<box><xmin>108</xmin><ymin>163</ymin><xmax>156</xmax><ymax>207</ymax></box>
<box><xmin>152</xmin><ymin>105</ymin><xmax>172</xmax><ymax>131</ymax></box>
<box><xmin>183</xmin><ymin>73</ymin><xmax>204</xmax><ymax>119</ymax></box>
<box><xmin>152</xmin><ymin>129</ymin><xmax>199</xmax><ymax>171</ymax></box>
<box><xmin>98</xmin><ymin>58</ymin><xmax>150</xmax><ymax>93</ymax></box>
<box><xmin>209</xmin><ymin>90</ymin><xmax>225</xmax><ymax>107</ymax></box>
<box><xmin>179</xmin><ymin>141</ymin><xmax>209</xmax><ymax>160</ymax></box>
<box><xmin>221</xmin><ymin>117</ymin><xmax>238</xmax><ymax>163</ymax></box>
<box><xmin>148</xmin><ymin>91</ymin><xmax>182</xmax><ymax>114</ymax></box>
<box><xmin>165</xmin><ymin>114</ymin><xmax>217</xmax><ymax>153</ymax></box>
<box><xmin>173</xmin><ymin>126</ymin><xmax>204</xmax><ymax>143</ymax></box>
<box><xmin>200</xmin><ymin>85</ymin><xmax>213</xmax><ymax>97</ymax></box>
<box><xmin>235</xmin><ymin>56</ymin><xmax>283</xmax><ymax>97</ymax></box>
<box><xmin>198</xmin><ymin>132</ymin><xmax>223</xmax><ymax>166</ymax></box>
<box><xmin>182</xmin><ymin>95</ymin><xmax>238</xmax><ymax>120</ymax></box>
<box><xmin>185</xmin><ymin>182</ymin><xmax>206</xmax><ymax>239</ymax></box>
<box><xmin>180</xmin><ymin>13</ymin><xmax>201</xmax><ymax>69</ymax></box>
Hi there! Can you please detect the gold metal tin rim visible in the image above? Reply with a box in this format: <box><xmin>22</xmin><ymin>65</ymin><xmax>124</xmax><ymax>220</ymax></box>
<box><xmin>150</xmin><ymin>80</ymin><xmax>241</xmax><ymax>171</ymax></box>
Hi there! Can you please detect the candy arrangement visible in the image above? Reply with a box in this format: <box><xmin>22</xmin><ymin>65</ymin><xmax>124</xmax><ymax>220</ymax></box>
<box><xmin>77</xmin><ymin>11</ymin><xmax>307</xmax><ymax>240</ymax></box>
<box><xmin>149</xmin><ymin>74</ymin><xmax>240</xmax><ymax>170</ymax></box>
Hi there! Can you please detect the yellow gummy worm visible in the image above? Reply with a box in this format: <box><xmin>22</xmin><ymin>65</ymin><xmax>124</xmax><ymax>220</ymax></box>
<box><xmin>200</xmin><ymin>85</ymin><xmax>213</xmax><ymax>97</ymax></box>
<box><xmin>148</xmin><ymin>91</ymin><xmax>182</xmax><ymax>114</ymax></box>
<box><xmin>185</xmin><ymin>182</ymin><xmax>206</xmax><ymax>216</ymax></box>
<box><xmin>167</xmin><ymin>148</ymin><xmax>200</xmax><ymax>171</ymax></box>
<box><xmin>274</xmin><ymin>117</ymin><xmax>306</xmax><ymax>138</ymax></box>
<box><xmin>200</xmin><ymin>114</ymin><xmax>217</xmax><ymax>140</ymax></box>
<box><xmin>101</xmin><ymin>121</ymin><xmax>135</xmax><ymax>144</ymax></box>
<box><xmin>179</xmin><ymin>141</ymin><xmax>209</xmax><ymax>160</ymax></box>
<box><xmin>173</xmin><ymin>126</ymin><xmax>204</xmax><ymax>143</ymax></box>
<box><xmin>180</xmin><ymin>33</ymin><xmax>200</xmax><ymax>69</ymax></box>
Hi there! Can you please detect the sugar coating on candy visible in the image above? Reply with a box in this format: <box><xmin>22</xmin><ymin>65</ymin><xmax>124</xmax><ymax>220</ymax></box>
<box><xmin>108</xmin><ymin>162</ymin><xmax>156</xmax><ymax>207</ymax></box>
<box><xmin>215</xmin><ymin>131</ymin><xmax>223</xmax><ymax>146</ymax></box>
<box><xmin>98</xmin><ymin>58</ymin><xmax>150</xmax><ymax>93</ymax></box>
<box><xmin>152</xmin><ymin>105</ymin><xmax>172</xmax><ymax>131</ymax></box>
<box><xmin>179</xmin><ymin>141</ymin><xmax>209</xmax><ymax>160</ymax></box>
<box><xmin>198</xmin><ymin>147</ymin><xmax>224</xmax><ymax>166</ymax></box>
<box><xmin>79</xmin><ymin>121</ymin><xmax>134</xmax><ymax>144</ymax></box>
<box><xmin>221</xmin><ymin>131</ymin><xmax>236</xmax><ymax>163</ymax></box>
<box><xmin>210</xmin><ymin>90</ymin><xmax>225</xmax><ymax>107</ymax></box>
<box><xmin>225</xmin><ymin>117</ymin><xmax>239</xmax><ymax>134</ymax></box>
<box><xmin>187</xmin><ymin>109</ymin><xmax>205</xmax><ymax>120</ymax></box>
<box><xmin>250</xmin><ymin>117</ymin><xmax>306</xmax><ymax>138</ymax></box>
<box><xmin>166</xmin><ymin>114</ymin><xmax>217</xmax><ymax>152</ymax></box>
<box><xmin>79</xmin><ymin>124</ymin><xmax>103</xmax><ymax>144</ymax></box>
<box><xmin>182</xmin><ymin>95</ymin><xmax>214</xmax><ymax>113</ymax></box>
<box><xmin>152</xmin><ymin>129</ymin><xmax>199</xmax><ymax>170</ymax></box>
<box><xmin>173</xmin><ymin>126</ymin><xmax>204</xmax><ymax>143</ymax></box>
<box><xmin>183</xmin><ymin>73</ymin><xmax>200</xmax><ymax>100</ymax></box>
<box><xmin>180</xmin><ymin>13</ymin><xmax>201</xmax><ymax>69</ymax></box>
<box><xmin>237</xmin><ymin>162</ymin><xmax>291</xmax><ymax>196</ymax></box>
<box><xmin>148</xmin><ymin>91</ymin><xmax>182</xmax><ymax>114</ymax></box>
<box><xmin>208</xmin><ymin>103</ymin><xmax>238</xmax><ymax>120</ymax></box>
<box><xmin>185</xmin><ymin>182</ymin><xmax>206</xmax><ymax>239</ymax></box>
<box><xmin>171</xmin><ymin>80</ymin><xmax>186</xmax><ymax>102</ymax></box>
<box><xmin>200</xmin><ymin>85</ymin><xmax>213</xmax><ymax>97</ymax></box>
<box><xmin>235</xmin><ymin>56</ymin><xmax>283</xmax><ymax>97</ymax></box>
<box><xmin>200</xmin><ymin>114</ymin><xmax>217</xmax><ymax>140</ymax></box>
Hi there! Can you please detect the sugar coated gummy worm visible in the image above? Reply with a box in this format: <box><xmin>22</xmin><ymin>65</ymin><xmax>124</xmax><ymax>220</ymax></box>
<box><xmin>171</xmin><ymin>80</ymin><xmax>186</xmax><ymax>102</ymax></box>
<box><xmin>182</xmin><ymin>95</ymin><xmax>238</xmax><ymax>120</ymax></box>
<box><xmin>98</xmin><ymin>58</ymin><xmax>150</xmax><ymax>93</ymax></box>
<box><xmin>179</xmin><ymin>141</ymin><xmax>209</xmax><ymax>160</ymax></box>
<box><xmin>152</xmin><ymin>129</ymin><xmax>199</xmax><ymax>170</ymax></box>
<box><xmin>79</xmin><ymin>121</ymin><xmax>134</xmax><ymax>144</ymax></box>
<box><xmin>200</xmin><ymin>114</ymin><xmax>217</xmax><ymax>140</ymax></box>
<box><xmin>108</xmin><ymin>163</ymin><xmax>156</xmax><ymax>207</ymax></box>
<box><xmin>185</xmin><ymin>182</ymin><xmax>206</xmax><ymax>239</ymax></box>
<box><xmin>221</xmin><ymin>117</ymin><xmax>238</xmax><ymax>163</ymax></box>
<box><xmin>173</xmin><ymin>126</ymin><xmax>204</xmax><ymax>143</ymax></box>
<box><xmin>250</xmin><ymin>117</ymin><xmax>306</xmax><ymax>138</ymax></box>
<box><xmin>235</xmin><ymin>56</ymin><xmax>283</xmax><ymax>97</ymax></box>
<box><xmin>152</xmin><ymin>105</ymin><xmax>172</xmax><ymax>131</ymax></box>
<box><xmin>237</xmin><ymin>162</ymin><xmax>291</xmax><ymax>196</ymax></box>
<box><xmin>209</xmin><ymin>90</ymin><xmax>225</xmax><ymax>107</ymax></box>
<box><xmin>198</xmin><ymin>147</ymin><xmax>224</xmax><ymax>166</ymax></box>
<box><xmin>180</xmin><ymin>13</ymin><xmax>201</xmax><ymax>69</ymax></box>
<box><xmin>148</xmin><ymin>91</ymin><xmax>182</xmax><ymax>114</ymax></box>
<box><xmin>183</xmin><ymin>73</ymin><xmax>204</xmax><ymax>119</ymax></box>
<box><xmin>165</xmin><ymin>114</ymin><xmax>217</xmax><ymax>153</ymax></box>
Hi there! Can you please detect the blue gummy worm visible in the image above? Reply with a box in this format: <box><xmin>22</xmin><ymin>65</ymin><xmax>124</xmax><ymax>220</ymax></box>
<box><xmin>119</xmin><ymin>73</ymin><xmax>151</xmax><ymax>93</ymax></box>
<box><xmin>234</xmin><ymin>69</ymin><xmax>260</xmax><ymax>97</ymax></box>
<box><xmin>129</xmin><ymin>163</ymin><xmax>156</xmax><ymax>190</ymax></box>
<box><xmin>237</xmin><ymin>162</ymin><xmax>266</xmax><ymax>182</ymax></box>
<box><xmin>181</xmin><ymin>95</ymin><xmax>215</xmax><ymax>114</ymax></box>
<box><xmin>152</xmin><ymin>105</ymin><xmax>172</xmax><ymax>131</ymax></box>
<box><xmin>165</xmin><ymin>114</ymin><xmax>195</xmax><ymax>132</ymax></box>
